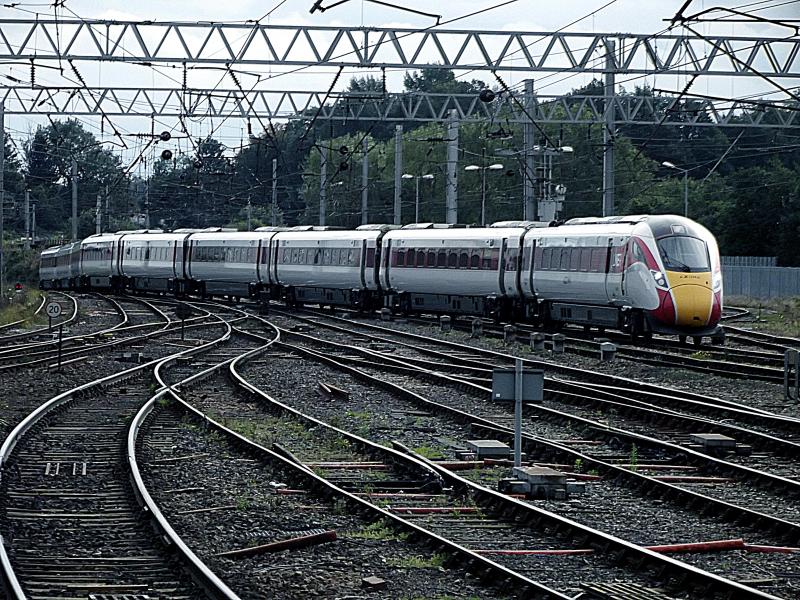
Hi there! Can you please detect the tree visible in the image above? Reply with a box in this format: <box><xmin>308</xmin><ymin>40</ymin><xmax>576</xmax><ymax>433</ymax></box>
<box><xmin>24</xmin><ymin>120</ymin><xmax>128</xmax><ymax>236</ymax></box>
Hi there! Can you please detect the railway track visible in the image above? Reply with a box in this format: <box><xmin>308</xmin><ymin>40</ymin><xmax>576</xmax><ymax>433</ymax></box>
<box><xmin>0</xmin><ymin>305</ymin><xmax>249</xmax><ymax>599</ymax></box>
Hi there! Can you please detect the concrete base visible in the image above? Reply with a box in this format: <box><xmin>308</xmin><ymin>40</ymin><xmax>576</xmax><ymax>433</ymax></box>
<box><xmin>466</xmin><ymin>440</ymin><xmax>511</xmax><ymax>459</ymax></box>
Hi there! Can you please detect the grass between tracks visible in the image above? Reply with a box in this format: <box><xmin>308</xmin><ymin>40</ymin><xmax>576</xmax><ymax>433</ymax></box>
<box><xmin>728</xmin><ymin>296</ymin><xmax>800</xmax><ymax>337</ymax></box>
<box><xmin>0</xmin><ymin>289</ymin><xmax>43</xmax><ymax>327</ymax></box>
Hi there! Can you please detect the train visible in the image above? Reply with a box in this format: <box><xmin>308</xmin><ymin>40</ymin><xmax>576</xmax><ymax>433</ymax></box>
<box><xmin>39</xmin><ymin>214</ymin><xmax>724</xmax><ymax>344</ymax></box>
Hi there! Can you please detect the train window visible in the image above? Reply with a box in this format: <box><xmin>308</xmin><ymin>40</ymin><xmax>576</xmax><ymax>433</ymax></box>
<box><xmin>482</xmin><ymin>248</ymin><xmax>492</xmax><ymax>269</ymax></box>
<box><xmin>505</xmin><ymin>249</ymin><xmax>518</xmax><ymax>271</ymax></box>
<box><xmin>395</xmin><ymin>249</ymin><xmax>405</xmax><ymax>267</ymax></box>
<box><xmin>406</xmin><ymin>249</ymin><xmax>415</xmax><ymax>267</ymax></box>
<box><xmin>339</xmin><ymin>249</ymin><xmax>349</xmax><ymax>266</ymax></box>
<box><xmin>559</xmin><ymin>248</ymin><xmax>570</xmax><ymax>271</ymax></box>
<box><xmin>457</xmin><ymin>251</ymin><xmax>467</xmax><ymax>268</ymax></box>
<box><xmin>630</xmin><ymin>240</ymin><xmax>646</xmax><ymax>265</ymax></box>
<box><xmin>426</xmin><ymin>250</ymin><xmax>436</xmax><ymax>267</ymax></box>
<box><xmin>282</xmin><ymin>249</ymin><xmax>290</xmax><ymax>263</ymax></box>
<box><xmin>416</xmin><ymin>250</ymin><xmax>425</xmax><ymax>267</ymax></box>
<box><xmin>544</xmin><ymin>247</ymin><xmax>555</xmax><ymax>270</ymax></box>
<box><xmin>447</xmin><ymin>252</ymin><xmax>458</xmax><ymax>268</ymax></box>
<box><xmin>579</xmin><ymin>248</ymin><xmax>591</xmax><ymax>271</ymax></box>
<box><xmin>471</xmin><ymin>252</ymin><xmax>480</xmax><ymax>269</ymax></box>
<box><xmin>590</xmin><ymin>248</ymin><xmax>605</xmax><ymax>272</ymax></box>
<box><xmin>657</xmin><ymin>236</ymin><xmax>709</xmax><ymax>272</ymax></box>
<box><xmin>437</xmin><ymin>250</ymin><xmax>447</xmax><ymax>268</ymax></box>
<box><xmin>348</xmin><ymin>249</ymin><xmax>355</xmax><ymax>266</ymax></box>
<box><xmin>569</xmin><ymin>248</ymin><xmax>581</xmax><ymax>271</ymax></box>
<box><xmin>321</xmin><ymin>249</ymin><xmax>329</xmax><ymax>264</ymax></box>
<box><xmin>366</xmin><ymin>248</ymin><xmax>375</xmax><ymax>267</ymax></box>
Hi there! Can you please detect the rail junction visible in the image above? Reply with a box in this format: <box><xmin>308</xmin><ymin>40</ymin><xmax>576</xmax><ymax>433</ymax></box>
<box><xmin>0</xmin><ymin>293</ymin><xmax>798</xmax><ymax>599</ymax></box>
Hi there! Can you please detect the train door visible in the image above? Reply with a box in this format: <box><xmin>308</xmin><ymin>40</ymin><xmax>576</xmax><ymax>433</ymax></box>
<box><xmin>604</xmin><ymin>236</ymin><xmax>625</xmax><ymax>301</ymax></box>
<box><xmin>381</xmin><ymin>238</ymin><xmax>392</xmax><ymax>290</ymax></box>
<box><xmin>495</xmin><ymin>238</ymin><xmax>507</xmax><ymax>297</ymax></box>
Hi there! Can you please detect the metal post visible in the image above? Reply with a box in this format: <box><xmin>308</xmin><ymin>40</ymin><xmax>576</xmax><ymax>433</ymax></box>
<box><xmin>57</xmin><ymin>323</ymin><xmax>63</xmax><ymax>371</ymax></box>
<box><xmin>246</xmin><ymin>198</ymin><xmax>252</xmax><ymax>231</ymax></box>
<box><xmin>71</xmin><ymin>157</ymin><xmax>78</xmax><ymax>240</ymax></box>
<box><xmin>480</xmin><ymin>147</ymin><xmax>487</xmax><ymax>226</ymax></box>
<box><xmin>104</xmin><ymin>185</ymin><xmax>109</xmax><ymax>232</ymax></box>
<box><xmin>393</xmin><ymin>125</ymin><xmax>403</xmax><ymax>225</ymax></box>
<box><xmin>683</xmin><ymin>170</ymin><xmax>688</xmax><ymax>217</ymax></box>
<box><xmin>95</xmin><ymin>193</ymin><xmax>101</xmax><ymax>234</ymax></box>
<box><xmin>602</xmin><ymin>40</ymin><xmax>616</xmax><ymax>217</ymax></box>
<box><xmin>361</xmin><ymin>136</ymin><xmax>369</xmax><ymax>225</ymax></box>
<box><xmin>271</xmin><ymin>157</ymin><xmax>278</xmax><ymax>226</ymax></box>
<box><xmin>445</xmin><ymin>109</ymin><xmax>459</xmax><ymax>224</ymax></box>
<box><xmin>514</xmin><ymin>358</ymin><xmax>523</xmax><ymax>467</ymax></box>
<box><xmin>24</xmin><ymin>189</ymin><xmax>30</xmax><ymax>249</ymax></box>
<box><xmin>415</xmin><ymin>176</ymin><xmax>420</xmax><ymax>223</ymax></box>
<box><xmin>0</xmin><ymin>102</ymin><xmax>5</xmax><ymax>305</ymax></box>
<box><xmin>319</xmin><ymin>145</ymin><xmax>327</xmax><ymax>226</ymax></box>
<box><xmin>31</xmin><ymin>201</ymin><xmax>36</xmax><ymax>246</ymax></box>
<box><xmin>523</xmin><ymin>79</ymin><xmax>536</xmax><ymax>221</ymax></box>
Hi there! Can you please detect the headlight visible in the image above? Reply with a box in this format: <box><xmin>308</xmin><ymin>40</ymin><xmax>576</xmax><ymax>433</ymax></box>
<box><xmin>713</xmin><ymin>271</ymin><xmax>722</xmax><ymax>291</ymax></box>
<box><xmin>650</xmin><ymin>269</ymin><xmax>667</xmax><ymax>288</ymax></box>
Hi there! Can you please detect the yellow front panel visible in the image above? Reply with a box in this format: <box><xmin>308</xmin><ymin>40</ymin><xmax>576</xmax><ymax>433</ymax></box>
<box><xmin>666</xmin><ymin>271</ymin><xmax>713</xmax><ymax>328</ymax></box>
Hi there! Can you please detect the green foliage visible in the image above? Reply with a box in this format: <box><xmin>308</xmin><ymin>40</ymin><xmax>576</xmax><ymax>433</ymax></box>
<box><xmin>0</xmin><ymin>288</ymin><xmax>42</xmax><ymax>325</ymax></box>
<box><xmin>388</xmin><ymin>552</ymin><xmax>447</xmax><ymax>569</ymax></box>
<box><xmin>349</xmin><ymin>519</ymin><xmax>409</xmax><ymax>541</ymax></box>
<box><xmin>412</xmin><ymin>445</ymin><xmax>446</xmax><ymax>460</ymax></box>
<box><xmin>629</xmin><ymin>444</ymin><xmax>639</xmax><ymax>472</ymax></box>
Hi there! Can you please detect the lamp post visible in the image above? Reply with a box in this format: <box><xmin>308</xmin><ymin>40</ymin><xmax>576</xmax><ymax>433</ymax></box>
<box><xmin>464</xmin><ymin>162</ymin><xmax>504</xmax><ymax>225</ymax></box>
<box><xmin>402</xmin><ymin>173</ymin><xmax>434</xmax><ymax>222</ymax></box>
<box><xmin>662</xmin><ymin>161</ymin><xmax>689</xmax><ymax>217</ymax></box>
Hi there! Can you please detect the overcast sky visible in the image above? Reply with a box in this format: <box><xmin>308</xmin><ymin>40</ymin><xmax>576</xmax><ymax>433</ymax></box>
<box><xmin>0</xmin><ymin>0</ymin><xmax>796</xmax><ymax>170</ymax></box>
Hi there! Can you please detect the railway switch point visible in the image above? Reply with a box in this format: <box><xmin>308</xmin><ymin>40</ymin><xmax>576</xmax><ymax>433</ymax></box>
<box><xmin>440</xmin><ymin>316</ymin><xmax>452</xmax><ymax>332</ymax></box>
<box><xmin>503</xmin><ymin>325</ymin><xmax>516</xmax><ymax>344</ymax></box>
<box><xmin>465</xmin><ymin>440</ymin><xmax>511</xmax><ymax>460</ymax></box>
<box><xmin>599</xmin><ymin>343</ymin><xmax>616</xmax><ymax>362</ymax></box>
<box><xmin>530</xmin><ymin>332</ymin><xmax>545</xmax><ymax>352</ymax></box>
<box><xmin>471</xmin><ymin>318</ymin><xmax>483</xmax><ymax>338</ymax></box>
<box><xmin>551</xmin><ymin>334</ymin><xmax>566</xmax><ymax>353</ymax></box>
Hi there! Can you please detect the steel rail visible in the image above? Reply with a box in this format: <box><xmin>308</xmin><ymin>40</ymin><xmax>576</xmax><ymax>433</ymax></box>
<box><xmin>126</xmin><ymin>316</ymin><xmax>243</xmax><ymax>600</ymax></box>
<box><xmin>193</xmin><ymin>336</ymin><xmax>570</xmax><ymax>598</ymax></box>
<box><xmin>252</xmin><ymin>327</ymin><xmax>781</xmax><ymax>598</ymax></box>
<box><xmin>271</xmin><ymin>307</ymin><xmax>797</xmax><ymax>424</ymax></box>
<box><xmin>0</xmin><ymin>309</ymin><xmax>235</xmax><ymax>598</ymax></box>
<box><xmin>276</xmin><ymin>327</ymin><xmax>800</xmax><ymax>545</ymax></box>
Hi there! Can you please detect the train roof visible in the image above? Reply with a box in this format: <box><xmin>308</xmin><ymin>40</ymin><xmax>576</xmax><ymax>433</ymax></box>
<box><xmin>117</xmin><ymin>232</ymin><xmax>188</xmax><ymax>244</ymax></box>
<box><xmin>187</xmin><ymin>231</ymin><xmax>268</xmax><ymax>242</ymax></box>
<box><xmin>274</xmin><ymin>229</ymin><xmax>383</xmax><ymax>242</ymax></box>
<box><xmin>384</xmin><ymin>226</ymin><xmax>526</xmax><ymax>240</ymax></box>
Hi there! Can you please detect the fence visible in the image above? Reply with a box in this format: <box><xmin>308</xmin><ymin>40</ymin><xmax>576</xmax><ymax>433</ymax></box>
<box><xmin>721</xmin><ymin>256</ymin><xmax>777</xmax><ymax>267</ymax></box>
<box><xmin>723</xmin><ymin>266</ymin><xmax>800</xmax><ymax>299</ymax></box>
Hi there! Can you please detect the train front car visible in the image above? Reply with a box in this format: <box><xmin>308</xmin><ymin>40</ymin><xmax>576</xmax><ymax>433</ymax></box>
<box><xmin>636</xmin><ymin>216</ymin><xmax>723</xmax><ymax>343</ymax></box>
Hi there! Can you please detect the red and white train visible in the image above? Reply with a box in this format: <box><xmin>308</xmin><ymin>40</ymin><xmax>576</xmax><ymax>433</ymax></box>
<box><xmin>39</xmin><ymin>214</ymin><xmax>724</xmax><ymax>343</ymax></box>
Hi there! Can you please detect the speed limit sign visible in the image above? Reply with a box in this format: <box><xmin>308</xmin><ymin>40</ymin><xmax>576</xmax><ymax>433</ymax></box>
<box><xmin>45</xmin><ymin>301</ymin><xmax>63</xmax><ymax>319</ymax></box>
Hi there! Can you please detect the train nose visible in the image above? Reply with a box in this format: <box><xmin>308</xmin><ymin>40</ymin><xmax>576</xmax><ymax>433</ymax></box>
<box><xmin>670</xmin><ymin>279</ymin><xmax>713</xmax><ymax>328</ymax></box>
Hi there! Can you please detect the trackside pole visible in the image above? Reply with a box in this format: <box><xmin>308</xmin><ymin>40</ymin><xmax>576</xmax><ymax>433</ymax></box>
<box><xmin>57</xmin><ymin>324</ymin><xmax>63</xmax><ymax>371</ymax></box>
<box><xmin>514</xmin><ymin>358</ymin><xmax>523</xmax><ymax>467</ymax></box>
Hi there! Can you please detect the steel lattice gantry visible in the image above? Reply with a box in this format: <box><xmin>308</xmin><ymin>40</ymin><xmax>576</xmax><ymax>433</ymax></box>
<box><xmin>0</xmin><ymin>19</ymin><xmax>799</xmax><ymax>77</ymax></box>
<box><xmin>1</xmin><ymin>86</ymin><xmax>796</xmax><ymax>128</ymax></box>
